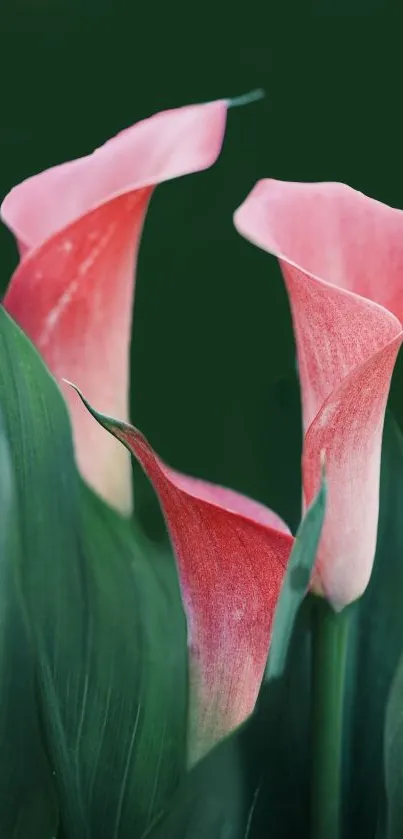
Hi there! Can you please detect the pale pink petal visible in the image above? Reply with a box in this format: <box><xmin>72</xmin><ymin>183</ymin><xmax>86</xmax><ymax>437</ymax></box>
<box><xmin>234</xmin><ymin>179</ymin><xmax>403</xmax><ymax>608</ymax></box>
<box><xmin>2</xmin><ymin>101</ymin><xmax>227</xmax><ymax>512</ymax></box>
<box><xmin>73</xmin><ymin>409</ymin><xmax>292</xmax><ymax>761</ymax></box>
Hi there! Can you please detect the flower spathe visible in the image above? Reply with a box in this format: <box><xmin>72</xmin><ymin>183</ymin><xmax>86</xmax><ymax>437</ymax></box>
<box><xmin>69</xmin><ymin>390</ymin><xmax>294</xmax><ymax>762</ymax></box>
<box><xmin>1</xmin><ymin>100</ymin><xmax>228</xmax><ymax>513</ymax></box>
<box><xmin>235</xmin><ymin>179</ymin><xmax>403</xmax><ymax>609</ymax></box>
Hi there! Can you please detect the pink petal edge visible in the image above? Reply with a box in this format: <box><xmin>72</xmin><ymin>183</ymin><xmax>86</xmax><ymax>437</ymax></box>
<box><xmin>164</xmin><ymin>467</ymin><xmax>292</xmax><ymax>534</ymax></box>
<box><xmin>1</xmin><ymin>101</ymin><xmax>227</xmax><ymax>252</ymax></box>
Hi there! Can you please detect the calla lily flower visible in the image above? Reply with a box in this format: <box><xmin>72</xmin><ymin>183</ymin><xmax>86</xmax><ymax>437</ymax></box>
<box><xmin>73</xmin><ymin>406</ymin><xmax>293</xmax><ymax>760</ymax></box>
<box><xmin>1</xmin><ymin>103</ymin><xmax>293</xmax><ymax>760</ymax></box>
<box><xmin>235</xmin><ymin>180</ymin><xmax>403</xmax><ymax>609</ymax></box>
<box><xmin>1</xmin><ymin>100</ymin><xmax>228</xmax><ymax>513</ymax></box>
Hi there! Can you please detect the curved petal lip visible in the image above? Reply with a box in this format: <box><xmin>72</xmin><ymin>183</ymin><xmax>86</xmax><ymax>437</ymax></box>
<box><xmin>233</xmin><ymin>179</ymin><xmax>403</xmax><ymax>327</ymax></box>
<box><xmin>163</xmin><ymin>466</ymin><xmax>292</xmax><ymax>536</ymax></box>
<box><xmin>103</xmin><ymin>416</ymin><xmax>292</xmax><ymax>544</ymax></box>
<box><xmin>1</xmin><ymin>100</ymin><xmax>228</xmax><ymax>253</ymax></box>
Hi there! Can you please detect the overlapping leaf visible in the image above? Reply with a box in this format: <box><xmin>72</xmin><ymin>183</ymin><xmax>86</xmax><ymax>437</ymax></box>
<box><xmin>303</xmin><ymin>409</ymin><xmax>403</xmax><ymax>839</ymax></box>
<box><xmin>0</xmin><ymin>306</ymin><xmax>188</xmax><ymax>838</ymax></box>
<box><xmin>353</xmin><ymin>412</ymin><xmax>403</xmax><ymax>839</ymax></box>
<box><xmin>0</xmin><ymin>402</ymin><xmax>58</xmax><ymax>837</ymax></box>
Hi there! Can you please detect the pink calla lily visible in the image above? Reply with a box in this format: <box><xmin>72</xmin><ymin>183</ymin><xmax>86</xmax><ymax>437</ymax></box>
<box><xmin>68</xmin><ymin>400</ymin><xmax>293</xmax><ymax>761</ymax></box>
<box><xmin>1</xmin><ymin>104</ymin><xmax>294</xmax><ymax>759</ymax></box>
<box><xmin>1</xmin><ymin>100</ymin><xmax>228</xmax><ymax>513</ymax></box>
<box><xmin>124</xmin><ymin>434</ymin><xmax>292</xmax><ymax>761</ymax></box>
<box><xmin>235</xmin><ymin>179</ymin><xmax>403</xmax><ymax>609</ymax></box>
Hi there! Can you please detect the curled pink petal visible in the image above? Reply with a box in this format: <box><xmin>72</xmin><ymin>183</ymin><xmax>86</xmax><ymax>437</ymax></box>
<box><xmin>164</xmin><ymin>467</ymin><xmax>292</xmax><ymax>534</ymax></box>
<box><xmin>72</xmin><ymin>403</ymin><xmax>293</xmax><ymax>761</ymax></box>
<box><xmin>2</xmin><ymin>102</ymin><xmax>227</xmax><ymax>253</ymax></box>
<box><xmin>235</xmin><ymin>179</ymin><xmax>403</xmax><ymax>608</ymax></box>
<box><xmin>2</xmin><ymin>101</ymin><xmax>227</xmax><ymax>512</ymax></box>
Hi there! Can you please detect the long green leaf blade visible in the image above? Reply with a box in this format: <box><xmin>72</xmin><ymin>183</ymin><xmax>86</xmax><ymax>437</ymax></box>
<box><xmin>0</xmin><ymin>307</ymin><xmax>188</xmax><ymax>838</ymax></box>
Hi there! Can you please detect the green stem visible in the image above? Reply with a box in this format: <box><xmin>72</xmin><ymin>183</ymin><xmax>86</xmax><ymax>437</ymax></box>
<box><xmin>310</xmin><ymin>595</ymin><xmax>350</xmax><ymax>839</ymax></box>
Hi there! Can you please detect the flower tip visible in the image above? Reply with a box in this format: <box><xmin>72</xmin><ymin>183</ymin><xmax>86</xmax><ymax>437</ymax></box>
<box><xmin>227</xmin><ymin>88</ymin><xmax>265</xmax><ymax>109</ymax></box>
<box><xmin>62</xmin><ymin>379</ymin><xmax>113</xmax><ymax>430</ymax></box>
<box><xmin>62</xmin><ymin>378</ymin><xmax>90</xmax><ymax>411</ymax></box>
<box><xmin>62</xmin><ymin>378</ymin><xmax>80</xmax><ymax>396</ymax></box>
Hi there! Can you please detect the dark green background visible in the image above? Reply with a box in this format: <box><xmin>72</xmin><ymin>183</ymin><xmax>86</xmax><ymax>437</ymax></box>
<box><xmin>0</xmin><ymin>9</ymin><xmax>401</xmax><ymax>534</ymax></box>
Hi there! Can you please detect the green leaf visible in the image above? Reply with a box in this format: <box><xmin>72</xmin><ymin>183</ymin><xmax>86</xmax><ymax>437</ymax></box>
<box><xmin>144</xmin><ymin>478</ymin><xmax>327</xmax><ymax>839</ymax></box>
<box><xmin>75</xmin><ymin>485</ymin><xmax>189</xmax><ymax>838</ymax></box>
<box><xmin>0</xmin><ymin>307</ymin><xmax>188</xmax><ymax>838</ymax></box>
<box><xmin>384</xmin><ymin>647</ymin><xmax>403</xmax><ymax>838</ymax></box>
<box><xmin>0</xmin><ymin>333</ymin><xmax>58</xmax><ymax>837</ymax></box>
<box><xmin>265</xmin><ymin>470</ymin><xmax>327</xmax><ymax>680</ymax></box>
<box><xmin>343</xmin><ymin>410</ymin><xmax>403</xmax><ymax>839</ymax></box>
